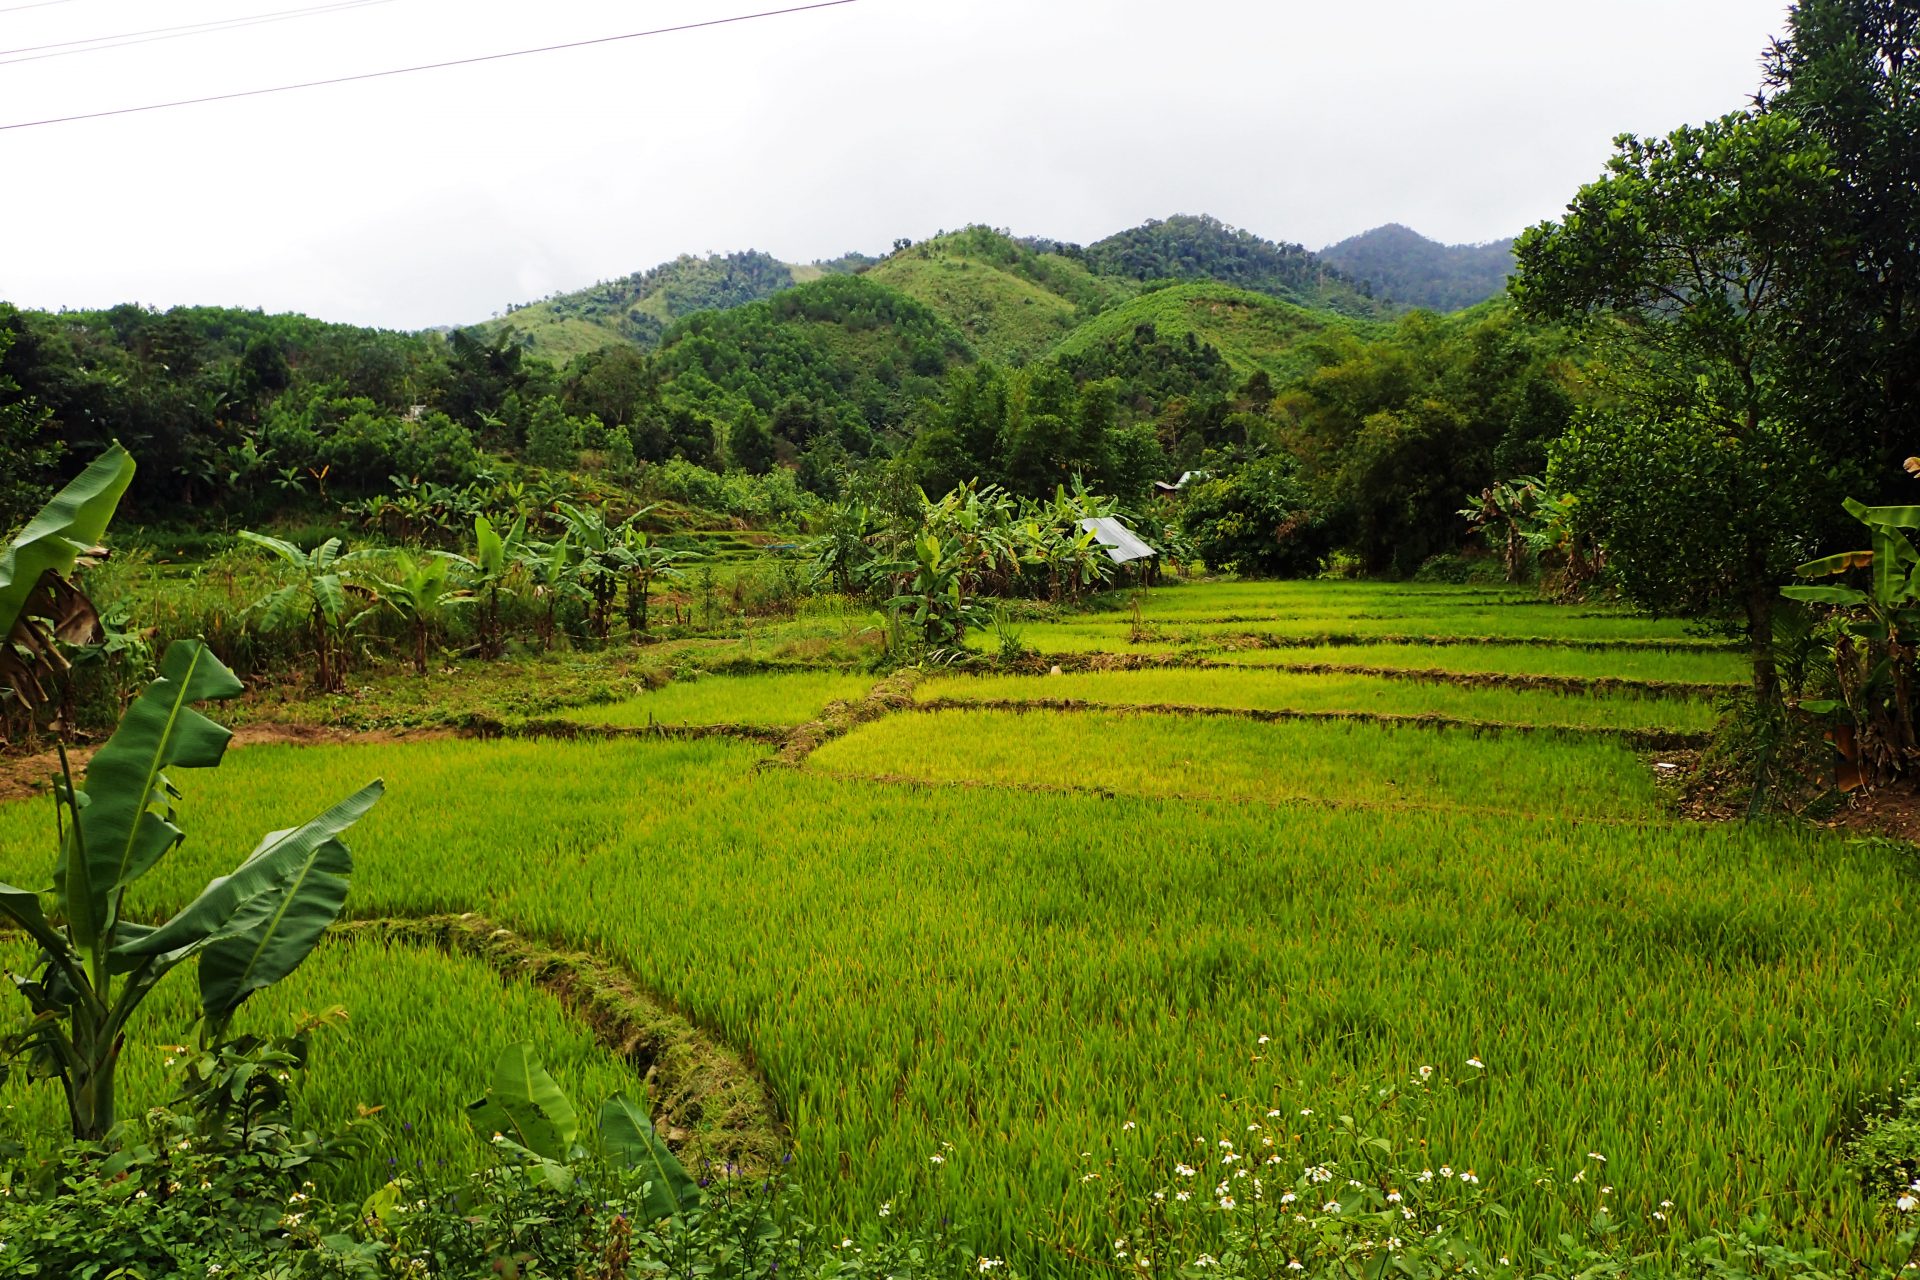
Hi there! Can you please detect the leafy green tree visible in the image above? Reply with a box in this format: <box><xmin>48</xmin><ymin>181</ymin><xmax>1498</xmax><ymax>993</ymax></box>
<box><xmin>524</xmin><ymin>396</ymin><xmax>579</xmax><ymax>470</ymax></box>
<box><xmin>1178</xmin><ymin>454</ymin><xmax>1325</xmax><ymax>576</ymax></box>
<box><xmin>0</xmin><ymin>324</ymin><xmax>61</xmax><ymax>532</ymax></box>
<box><xmin>730</xmin><ymin>408</ymin><xmax>777</xmax><ymax>475</ymax></box>
<box><xmin>1761</xmin><ymin>1</ymin><xmax>1920</xmax><ymax>488</ymax></box>
<box><xmin>1513</xmin><ymin>110</ymin><xmax>1844</xmax><ymax>700</ymax></box>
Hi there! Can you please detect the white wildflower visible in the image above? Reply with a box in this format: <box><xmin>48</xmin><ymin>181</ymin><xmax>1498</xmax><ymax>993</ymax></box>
<box><xmin>1466</xmin><ymin>1057</ymin><xmax>1485</xmax><ymax>1069</ymax></box>
<box><xmin>1322</xmin><ymin>1200</ymin><xmax>1341</xmax><ymax>1213</ymax></box>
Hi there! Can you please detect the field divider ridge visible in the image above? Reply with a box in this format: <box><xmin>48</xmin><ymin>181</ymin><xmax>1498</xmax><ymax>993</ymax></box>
<box><xmin>764</xmin><ymin>667</ymin><xmax>923</xmax><ymax>768</ymax></box>
<box><xmin>457</xmin><ymin>715</ymin><xmax>789</xmax><ymax>746</ymax></box>
<box><xmin>911</xmin><ymin>696</ymin><xmax>1711</xmax><ymax>751</ymax></box>
<box><xmin>994</xmin><ymin>652</ymin><xmax>1729</xmax><ymax>700</ymax></box>
<box><xmin>335</xmin><ymin>913</ymin><xmax>788</xmax><ymax>1171</ymax></box>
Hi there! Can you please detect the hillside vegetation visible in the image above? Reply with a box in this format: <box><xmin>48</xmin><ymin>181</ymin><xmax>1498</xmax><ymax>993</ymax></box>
<box><xmin>1050</xmin><ymin>282</ymin><xmax>1357</xmax><ymax>383</ymax></box>
<box><xmin>865</xmin><ymin>227</ymin><xmax>1132</xmax><ymax>363</ymax></box>
<box><xmin>1321</xmin><ymin>223</ymin><xmax>1516</xmax><ymax>312</ymax></box>
<box><xmin>489</xmin><ymin>250</ymin><xmax>845</xmax><ymax>361</ymax></box>
<box><xmin>1079</xmin><ymin>214</ymin><xmax>1389</xmax><ymax>318</ymax></box>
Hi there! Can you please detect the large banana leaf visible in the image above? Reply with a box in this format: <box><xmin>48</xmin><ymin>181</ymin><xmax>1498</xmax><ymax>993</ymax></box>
<box><xmin>67</xmin><ymin>640</ymin><xmax>243</xmax><ymax>949</ymax></box>
<box><xmin>115</xmin><ymin>780</ymin><xmax>382</xmax><ymax>968</ymax></box>
<box><xmin>196</xmin><ymin>822</ymin><xmax>356</xmax><ymax>1038</ymax></box>
<box><xmin>1781</xmin><ymin>584</ymin><xmax>1870</xmax><ymax>606</ymax></box>
<box><xmin>468</xmin><ymin>1043</ymin><xmax>579</xmax><ymax>1164</ymax></box>
<box><xmin>0</xmin><ymin>444</ymin><xmax>134</xmax><ymax>644</ymax></box>
<box><xmin>1794</xmin><ymin>549</ymin><xmax>1873</xmax><ymax>577</ymax></box>
<box><xmin>0</xmin><ymin>445</ymin><xmax>135</xmax><ymax>710</ymax></box>
<box><xmin>598</xmin><ymin>1092</ymin><xmax>701</xmax><ymax>1220</ymax></box>
<box><xmin>0</xmin><ymin>881</ymin><xmax>71</xmax><ymax>959</ymax></box>
<box><xmin>1844</xmin><ymin>499</ymin><xmax>1920</xmax><ymax>530</ymax></box>
<box><xmin>235</xmin><ymin>529</ymin><xmax>309</xmax><ymax>567</ymax></box>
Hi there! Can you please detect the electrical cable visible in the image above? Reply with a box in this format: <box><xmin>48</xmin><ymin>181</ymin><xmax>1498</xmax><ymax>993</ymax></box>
<box><xmin>0</xmin><ymin>0</ymin><xmax>857</xmax><ymax>132</ymax></box>
<box><xmin>0</xmin><ymin>0</ymin><xmax>82</xmax><ymax>13</ymax></box>
<box><xmin>0</xmin><ymin>0</ymin><xmax>396</xmax><ymax>62</ymax></box>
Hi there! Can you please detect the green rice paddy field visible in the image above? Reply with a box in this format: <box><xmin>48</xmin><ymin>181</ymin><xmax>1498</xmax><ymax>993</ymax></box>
<box><xmin>0</xmin><ymin>581</ymin><xmax>1910</xmax><ymax>1270</ymax></box>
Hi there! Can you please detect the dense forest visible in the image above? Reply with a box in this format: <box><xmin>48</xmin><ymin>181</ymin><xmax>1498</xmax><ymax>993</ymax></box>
<box><xmin>1320</xmin><ymin>223</ymin><xmax>1516</xmax><ymax>312</ymax></box>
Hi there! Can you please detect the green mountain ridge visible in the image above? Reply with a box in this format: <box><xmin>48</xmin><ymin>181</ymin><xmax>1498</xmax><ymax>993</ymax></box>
<box><xmin>1319</xmin><ymin>223</ymin><xmax>1516</xmax><ymax>312</ymax></box>
<box><xmin>1049</xmin><ymin>282</ymin><xmax>1363</xmax><ymax>383</ymax></box>
<box><xmin>483</xmin><ymin>250</ymin><xmax>865</xmax><ymax>363</ymax></box>
<box><xmin>480</xmin><ymin>214</ymin><xmax>1442</xmax><ymax>367</ymax></box>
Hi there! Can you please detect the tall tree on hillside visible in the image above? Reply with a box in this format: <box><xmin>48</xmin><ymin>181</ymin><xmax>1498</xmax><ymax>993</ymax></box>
<box><xmin>1513</xmin><ymin>110</ymin><xmax>1844</xmax><ymax>703</ymax></box>
<box><xmin>1761</xmin><ymin>1</ymin><xmax>1920</xmax><ymax>488</ymax></box>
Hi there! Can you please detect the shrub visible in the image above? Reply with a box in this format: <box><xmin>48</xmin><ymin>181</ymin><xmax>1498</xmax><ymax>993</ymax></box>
<box><xmin>1178</xmin><ymin>455</ymin><xmax>1327</xmax><ymax>577</ymax></box>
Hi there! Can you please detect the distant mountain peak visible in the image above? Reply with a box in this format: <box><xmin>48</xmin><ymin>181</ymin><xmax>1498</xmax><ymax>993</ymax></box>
<box><xmin>1319</xmin><ymin>224</ymin><xmax>1517</xmax><ymax>312</ymax></box>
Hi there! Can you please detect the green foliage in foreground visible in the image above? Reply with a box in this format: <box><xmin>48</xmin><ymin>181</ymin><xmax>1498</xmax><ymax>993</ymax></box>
<box><xmin>0</xmin><ymin>733</ymin><xmax>1911</xmax><ymax>1267</ymax></box>
<box><xmin>1</xmin><ymin>1046</ymin><xmax>1885</xmax><ymax>1277</ymax></box>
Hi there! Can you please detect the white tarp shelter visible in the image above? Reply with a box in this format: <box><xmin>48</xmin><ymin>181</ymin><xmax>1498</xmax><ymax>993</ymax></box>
<box><xmin>1077</xmin><ymin>516</ymin><xmax>1156</xmax><ymax>565</ymax></box>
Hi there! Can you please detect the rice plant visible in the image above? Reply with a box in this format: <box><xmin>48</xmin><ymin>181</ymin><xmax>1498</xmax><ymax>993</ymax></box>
<box><xmin>1</xmin><ymin>736</ymin><xmax>1907</xmax><ymax>1268</ymax></box>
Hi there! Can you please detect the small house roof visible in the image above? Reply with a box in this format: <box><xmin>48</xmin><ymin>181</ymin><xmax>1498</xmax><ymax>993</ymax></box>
<box><xmin>1078</xmin><ymin>516</ymin><xmax>1156</xmax><ymax>564</ymax></box>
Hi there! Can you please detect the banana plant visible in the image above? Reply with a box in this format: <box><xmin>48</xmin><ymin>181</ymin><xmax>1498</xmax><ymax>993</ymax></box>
<box><xmin>237</xmin><ymin>531</ymin><xmax>376</xmax><ymax>692</ymax></box>
<box><xmin>435</xmin><ymin>513</ymin><xmax>528</xmax><ymax>659</ymax></box>
<box><xmin>0</xmin><ymin>638</ymin><xmax>382</xmax><ymax>1139</ymax></box>
<box><xmin>619</xmin><ymin>524</ymin><xmax>693</xmax><ymax>639</ymax></box>
<box><xmin>1781</xmin><ymin>496</ymin><xmax>1920</xmax><ymax>786</ymax></box>
<box><xmin>373</xmin><ymin>552</ymin><xmax>473</xmax><ymax>676</ymax></box>
<box><xmin>0</xmin><ymin>444</ymin><xmax>135</xmax><ymax>723</ymax></box>
<box><xmin>521</xmin><ymin>535</ymin><xmax>578</xmax><ymax>651</ymax></box>
<box><xmin>886</xmin><ymin>532</ymin><xmax>985</xmax><ymax>651</ymax></box>
<box><xmin>467</xmin><ymin>1043</ymin><xmax>699</xmax><ymax>1222</ymax></box>
<box><xmin>555</xmin><ymin>502</ymin><xmax>626</xmax><ymax>641</ymax></box>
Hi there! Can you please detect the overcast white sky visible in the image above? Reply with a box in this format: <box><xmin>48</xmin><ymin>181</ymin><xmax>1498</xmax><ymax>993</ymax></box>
<box><xmin>0</xmin><ymin>0</ymin><xmax>1790</xmax><ymax>331</ymax></box>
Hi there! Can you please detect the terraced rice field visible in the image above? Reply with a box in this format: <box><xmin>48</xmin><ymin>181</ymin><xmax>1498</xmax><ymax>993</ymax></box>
<box><xmin>0</xmin><ymin>581</ymin><xmax>1909</xmax><ymax>1271</ymax></box>
<box><xmin>562</xmin><ymin>670</ymin><xmax>877</xmax><ymax>727</ymax></box>
<box><xmin>913</xmin><ymin>668</ymin><xmax>1718</xmax><ymax>735</ymax></box>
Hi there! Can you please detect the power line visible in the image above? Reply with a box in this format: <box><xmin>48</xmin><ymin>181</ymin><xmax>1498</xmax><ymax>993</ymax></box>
<box><xmin>0</xmin><ymin>0</ymin><xmax>83</xmax><ymax>12</ymax></box>
<box><xmin>0</xmin><ymin>0</ymin><xmax>395</xmax><ymax>64</ymax></box>
<box><xmin>0</xmin><ymin>0</ymin><xmax>857</xmax><ymax>131</ymax></box>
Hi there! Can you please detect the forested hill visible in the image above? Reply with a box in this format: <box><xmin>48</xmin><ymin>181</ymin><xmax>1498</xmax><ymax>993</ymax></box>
<box><xmin>484</xmin><ymin>250</ymin><xmax>862</xmax><ymax>362</ymax></box>
<box><xmin>1074</xmin><ymin>215</ymin><xmax>1390</xmax><ymax>319</ymax></box>
<box><xmin>862</xmin><ymin>227</ymin><xmax>1133</xmax><ymax>364</ymax></box>
<box><xmin>479</xmin><ymin>216</ymin><xmax>1407</xmax><ymax>365</ymax></box>
<box><xmin>1050</xmin><ymin>282</ymin><xmax>1360</xmax><ymax>384</ymax></box>
<box><xmin>1319</xmin><ymin>224</ymin><xmax>1515</xmax><ymax>312</ymax></box>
